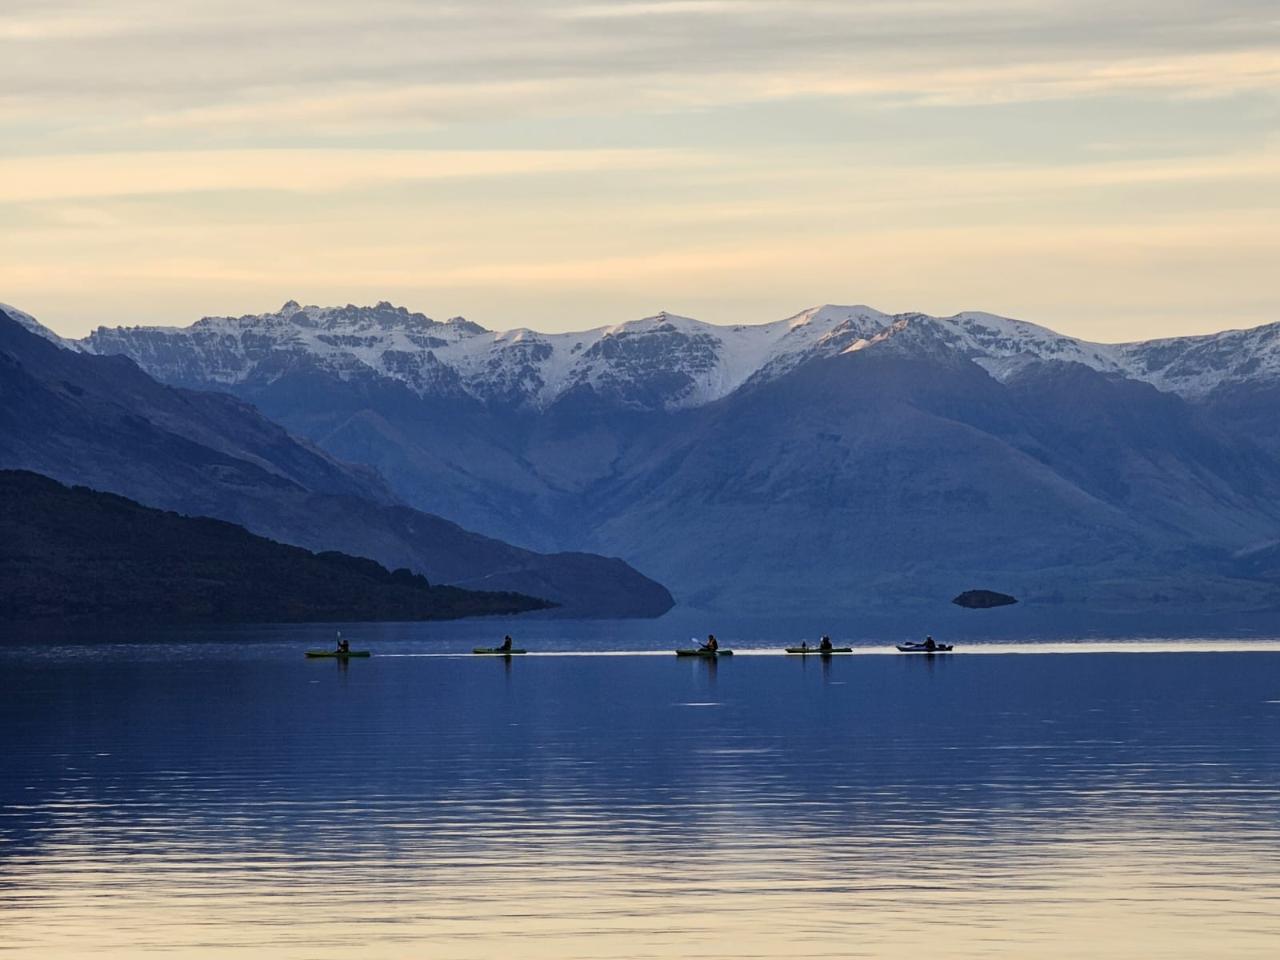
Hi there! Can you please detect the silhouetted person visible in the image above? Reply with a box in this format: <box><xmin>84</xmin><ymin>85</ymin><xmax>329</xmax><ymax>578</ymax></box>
<box><xmin>923</xmin><ymin>635</ymin><xmax>937</xmax><ymax>651</ymax></box>
<box><xmin>336</xmin><ymin>632</ymin><xmax>349</xmax><ymax>654</ymax></box>
<box><xmin>499</xmin><ymin>635</ymin><xmax>513</xmax><ymax>652</ymax></box>
<box><xmin>701</xmin><ymin>634</ymin><xmax>719</xmax><ymax>652</ymax></box>
<box><xmin>819</xmin><ymin>635</ymin><xmax>833</xmax><ymax>652</ymax></box>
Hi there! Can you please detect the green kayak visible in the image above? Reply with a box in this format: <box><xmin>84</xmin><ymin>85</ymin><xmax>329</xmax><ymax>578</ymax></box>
<box><xmin>675</xmin><ymin>649</ymin><xmax>734</xmax><ymax>657</ymax></box>
<box><xmin>305</xmin><ymin>650</ymin><xmax>371</xmax><ymax>658</ymax></box>
<box><xmin>785</xmin><ymin>646</ymin><xmax>853</xmax><ymax>655</ymax></box>
<box><xmin>473</xmin><ymin>647</ymin><xmax>527</xmax><ymax>655</ymax></box>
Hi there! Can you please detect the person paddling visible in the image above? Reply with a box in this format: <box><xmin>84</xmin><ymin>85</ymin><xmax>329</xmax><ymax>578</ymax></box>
<box><xmin>335</xmin><ymin>631</ymin><xmax>350</xmax><ymax>655</ymax></box>
<box><xmin>819</xmin><ymin>635</ymin><xmax>833</xmax><ymax>652</ymax></box>
<box><xmin>700</xmin><ymin>633</ymin><xmax>719</xmax><ymax>653</ymax></box>
<box><xmin>499</xmin><ymin>635</ymin><xmax>514</xmax><ymax>653</ymax></box>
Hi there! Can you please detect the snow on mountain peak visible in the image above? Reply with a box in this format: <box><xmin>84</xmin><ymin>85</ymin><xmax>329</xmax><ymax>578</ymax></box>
<box><xmin>1</xmin><ymin>303</ymin><xmax>82</xmax><ymax>352</ymax></box>
<box><xmin>70</xmin><ymin>299</ymin><xmax>1280</xmax><ymax>408</ymax></box>
<box><xmin>1116</xmin><ymin>321</ymin><xmax>1280</xmax><ymax>397</ymax></box>
<box><xmin>844</xmin><ymin>309</ymin><xmax>1130</xmax><ymax>377</ymax></box>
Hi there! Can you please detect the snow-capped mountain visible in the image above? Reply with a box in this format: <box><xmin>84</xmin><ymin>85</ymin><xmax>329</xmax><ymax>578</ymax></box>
<box><xmin>13</xmin><ymin>297</ymin><xmax>1280</xmax><ymax>625</ymax></box>
<box><xmin>1117</xmin><ymin>324</ymin><xmax>1280</xmax><ymax>397</ymax></box>
<box><xmin>0</xmin><ymin>303</ymin><xmax>81</xmax><ymax>352</ymax></box>
<box><xmin>79</xmin><ymin>300</ymin><xmax>890</xmax><ymax>409</ymax></box>
<box><xmin>75</xmin><ymin>299</ymin><xmax>1280</xmax><ymax>409</ymax></box>
<box><xmin>0</xmin><ymin>310</ymin><xmax>673</xmax><ymax>617</ymax></box>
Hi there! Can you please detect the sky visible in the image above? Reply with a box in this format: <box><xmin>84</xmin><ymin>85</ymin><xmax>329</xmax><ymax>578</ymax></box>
<box><xmin>1</xmin><ymin>0</ymin><xmax>1278</xmax><ymax>340</ymax></box>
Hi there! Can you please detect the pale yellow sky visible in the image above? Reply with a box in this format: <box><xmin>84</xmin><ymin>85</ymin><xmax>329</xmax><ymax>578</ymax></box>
<box><xmin>1</xmin><ymin>0</ymin><xmax>1277</xmax><ymax>340</ymax></box>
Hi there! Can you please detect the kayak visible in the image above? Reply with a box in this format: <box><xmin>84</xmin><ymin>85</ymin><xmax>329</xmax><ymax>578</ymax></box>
<box><xmin>473</xmin><ymin>647</ymin><xmax>527</xmax><ymax>655</ymax></box>
<box><xmin>305</xmin><ymin>650</ymin><xmax>371</xmax><ymax>658</ymax></box>
<box><xmin>896</xmin><ymin>643</ymin><xmax>953</xmax><ymax>653</ymax></box>
<box><xmin>786</xmin><ymin>646</ymin><xmax>853</xmax><ymax>655</ymax></box>
<box><xmin>675</xmin><ymin>649</ymin><xmax>734</xmax><ymax>657</ymax></box>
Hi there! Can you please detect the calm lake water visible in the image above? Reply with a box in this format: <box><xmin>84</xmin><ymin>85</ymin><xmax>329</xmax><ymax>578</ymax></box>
<box><xmin>3</xmin><ymin>623</ymin><xmax>1280</xmax><ymax>958</ymax></box>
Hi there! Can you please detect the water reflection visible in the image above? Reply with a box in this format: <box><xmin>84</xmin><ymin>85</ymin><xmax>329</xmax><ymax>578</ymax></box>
<box><xmin>1</xmin><ymin>647</ymin><xmax>1279</xmax><ymax>958</ymax></box>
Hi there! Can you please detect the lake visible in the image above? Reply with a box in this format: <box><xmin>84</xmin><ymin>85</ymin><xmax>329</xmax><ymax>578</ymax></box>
<box><xmin>2</xmin><ymin>623</ymin><xmax>1280</xmax><ymax>958</ymax></box>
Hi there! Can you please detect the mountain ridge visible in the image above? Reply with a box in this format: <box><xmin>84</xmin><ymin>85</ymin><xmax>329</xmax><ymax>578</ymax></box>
<box><xmin>0</xmin><ymin>469</ymin><xmax>552</xmax><ymax>624</ymax></box>
<box><xmin>75</xmin><ymin>299</ymin><xmax>1280</xmax><ymax>411</ymax></box>
<box><xmin>0</xmin><ymin>309</ymin><xmax>674</xmax><ymax>618</ymax></box>
<box><xmin>13</xmin><ymin>298</ymin><xmax>1280</xmax><ymax>623</ymax></box>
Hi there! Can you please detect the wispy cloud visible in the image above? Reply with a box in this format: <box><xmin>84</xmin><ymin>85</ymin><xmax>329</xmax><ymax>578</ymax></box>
<box><xmin>94</xmin><ymin>50</ymin><xmax>1276</xmax><ymax>140</ymax></box>
<box><xmin>1</xmin><ymin>1</ymin><xmax>1277</xmax><ymax>336</ymax></box>
<box><xmin>5</xmin><ymin>0</ymin><xmax>1277</xmax><ymax>134</ymax></box>
<box><xmin>0</xmin><ymin>148</ymin><xmax>707</xmax><ymax>202</ymax></box>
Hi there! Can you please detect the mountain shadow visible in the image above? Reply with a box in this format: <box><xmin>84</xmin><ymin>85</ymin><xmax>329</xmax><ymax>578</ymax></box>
<box><xmin>0</xmin><ymin>311</ymin><xmax>673</xmax><ymax>618</ymax></box>
<box><xmin>0</xmin><ymin>470</ymin><xmax>551</xmax><ymax>624</ymax></box>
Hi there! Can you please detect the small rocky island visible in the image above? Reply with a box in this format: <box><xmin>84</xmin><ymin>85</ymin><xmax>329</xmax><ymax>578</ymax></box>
<box><xmin>952</xmin><ymin>589</ymin><xmax>1018</xmax><ymax>609</ymax></box>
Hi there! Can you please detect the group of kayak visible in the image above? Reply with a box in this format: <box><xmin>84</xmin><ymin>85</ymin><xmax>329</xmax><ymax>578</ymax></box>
<box><xmin>307</xmin><ymin>632</ymin><xmax>955</xmax><ymax>659</ymax></box>
<box><xmin>677</xmin><ymin>633</ymin><xmax>953</xmax><ymax>656</ymax></box>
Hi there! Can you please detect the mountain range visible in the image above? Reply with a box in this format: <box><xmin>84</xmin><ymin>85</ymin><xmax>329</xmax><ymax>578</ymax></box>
<box><xmin>0</xmin><ymin>308</ymin><xmax>674</xmax><ymax>618</ymax></box>
<box><xmin>77</xmin><ymin>299</ymin><xmax>1280</xmax><ymax>409</ymax></box>
<box><xmin>11</xmin><ymin>298</ymin><xmax>1280</xmax><ymax>627</ymax></box>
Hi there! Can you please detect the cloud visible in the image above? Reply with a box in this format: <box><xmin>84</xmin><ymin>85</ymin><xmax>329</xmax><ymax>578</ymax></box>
<box><xmin>559</xmin><ymin>1</ymin><xmax>775</xmax><ymax>17</ymax></box>
<box><xmin>0</xmin><ymin>148</ymin><xmax>708</xmax><ymax>203</ymax></box>
<box><xmin>2</xmin><ymin>1</ymin><xmax>1276</xmax><ymax>337</ymax></box>
<box><xmin>3</xmin><ymin>0</ymin><xmax>1277</xmax><ymax>138</ymax></box>
<box><xmin>98</xmin><ymin>50</ymin><xmax>1276</xmax><ymax>139</ymax></box>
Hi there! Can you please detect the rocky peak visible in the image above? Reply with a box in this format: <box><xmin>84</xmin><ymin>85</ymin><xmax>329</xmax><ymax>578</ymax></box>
<box><xmin>51</xmin><ymin>298</ymin><xmax>1280</xmax><ymax>409</ymax></box>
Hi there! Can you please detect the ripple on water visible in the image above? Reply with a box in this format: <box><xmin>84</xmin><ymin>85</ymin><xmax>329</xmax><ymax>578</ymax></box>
<box><xmin>1</xmin><ymin>646</ymin><xmax>1279</xmax><ymax>958</ymax></box>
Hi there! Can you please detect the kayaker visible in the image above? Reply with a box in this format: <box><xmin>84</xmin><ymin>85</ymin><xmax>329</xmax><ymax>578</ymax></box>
<box><xmin>336</xmin><ymin>632</ymin><xmax>349</xmax><ymax>654</ymax></box>
<box><xmin>819</xmin><ymin>635</ymin><xmax>833</xmax><ymax>652</ymax></box>
<box><xmin>923</xmin><ymin>635</ymin><xmax>937</xmax><ymax>651</ymax></box>
<box><xmin>499</xmin><ymin>635</ymin><xmax>513</xmax><ymax>652</ymax></box>
<box><xmin>701</xmin><ymin>634</ymin><xmax>719</xmax><ymax>653</ymax></box>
